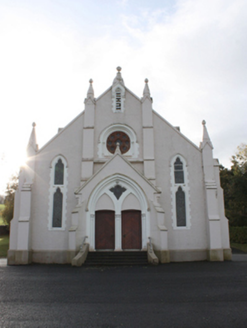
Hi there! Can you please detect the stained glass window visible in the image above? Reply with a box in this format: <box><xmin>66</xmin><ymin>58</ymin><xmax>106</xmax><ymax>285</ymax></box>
<box><xmin>107</xmin><ymin>131</ymin><xmax>130</xmax><ymax>154</ymax></box>
<box><xmin>174</xmin><ymin>157</ymin><xmax>184</xmax><ymax>184</ymax></box>
<box><xmin>52</xmin><ymin>188</ymin><xmax>63</xmax><ymax>228</ymax></box>
<box><xmin>176</xmin><ymin>186</ymin><xmax>186</xmax><ymax>226</ymax></box>
<box><xmin>54</xmin><ymin>159</ymin><xmax>64</xmax><ymax>185</ymax></box>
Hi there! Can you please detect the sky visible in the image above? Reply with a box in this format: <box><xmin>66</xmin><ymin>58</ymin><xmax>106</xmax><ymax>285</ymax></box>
<box><xmin>0</xmin><ymin>0</ymin><xmax>246</xmax><ymax>194</ymax></box>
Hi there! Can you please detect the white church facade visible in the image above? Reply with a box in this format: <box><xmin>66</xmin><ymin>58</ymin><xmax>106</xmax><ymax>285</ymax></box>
<box><xmin>8</xmin><ymin>67</ymin><xmax>231</xmax><ymax>265</ymax></box>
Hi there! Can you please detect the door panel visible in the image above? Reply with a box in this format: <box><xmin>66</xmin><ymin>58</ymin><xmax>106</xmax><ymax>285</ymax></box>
<box><xmin>95</xmin><ymin>210</ymin><xmax>115</xmax><ymax>250</ymax></box>
<box><xmin>122</xmin><ymin>210</ymin><xmax>142</xmax><ymax>249</ymax></box>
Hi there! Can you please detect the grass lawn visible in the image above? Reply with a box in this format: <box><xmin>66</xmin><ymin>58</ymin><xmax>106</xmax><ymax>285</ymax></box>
<box><xmin>0</xmin><ymin>235</ymin><xmax>9</xmax><ymax>258</ymax></box>
<box><xmin>231</xmin><ymin>242</ymin><xmax>247</xmax><ymax>253</ymax></box>
<box><xmin>0</xmin><ymin>204</ymin><xmax>6</xmax><ymax>225</ymax></box>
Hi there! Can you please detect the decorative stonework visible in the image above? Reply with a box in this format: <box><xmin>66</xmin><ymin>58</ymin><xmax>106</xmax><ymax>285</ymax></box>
<box><xmin>112</xmin><ymin>68</ymin><xmax>125</xmax><ymax>113</ymax></box>
<box><xmin>110</xmin><ymin>184</ymin><xmax>126</xmax><ymax>200</ymax></box>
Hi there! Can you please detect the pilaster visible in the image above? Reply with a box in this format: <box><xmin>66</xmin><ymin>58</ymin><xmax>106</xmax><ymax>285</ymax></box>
<box><xmin>201</xmin><ymin>120</ymin><xmax>223</xmax><ymax>261</ymax></box>
<box><xmin>141</xmin><ymin>79</ymin><xmax>156</xmax><ymax>185</ymax></box>
<box><xmin>81</xmin><ymin>79</ymin><xmax>95</xmax><ymax>183</ymax></box>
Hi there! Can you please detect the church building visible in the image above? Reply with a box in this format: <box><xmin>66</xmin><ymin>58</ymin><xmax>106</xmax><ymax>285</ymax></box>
<box><xmin>8</xmin><ymin>67</ymin><xmax>231</xmax><ymax>265</ymax></box>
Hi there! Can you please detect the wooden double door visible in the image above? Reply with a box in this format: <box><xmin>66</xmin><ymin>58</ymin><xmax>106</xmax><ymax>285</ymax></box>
<box><xmin>95</xmin><ymin>210</ymin><xmax>142</xmax><ymax>250</ymax></box>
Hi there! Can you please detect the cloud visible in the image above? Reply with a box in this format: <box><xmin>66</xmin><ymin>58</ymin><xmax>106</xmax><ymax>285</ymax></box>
<box><xmin>0</xmin><ymin>0</ymin><xmax>246</xmax><ymax>193</ymax></box>
<box><xmin>118</xmin><ymin>0</ymin><xmax>247</xmax><ymax>165</ymax></box>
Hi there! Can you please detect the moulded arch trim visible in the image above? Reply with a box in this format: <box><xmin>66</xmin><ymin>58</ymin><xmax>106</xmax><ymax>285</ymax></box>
<box><xmin>86</xmin><ymin>174</ymin><xmax>149</xmax><ymax>213</ymax></box>
<box><xmin>169</xmin><ymin>153</ymin><xmax>188</xmax><ymax>168</ymax></box>
<box><xmin>49</xmin><ymin>154</ymin><xmax>69</xmax><ymax>168</ymax></box>
<box><xmin>98</xmin><ymin>123</ymin><xmax>139</xmax><ymax>143</ymax></box>
<box><xmin>112</xmin><ymin>83</ymin><xmax>125</xmax><ymax>96</ymax></box>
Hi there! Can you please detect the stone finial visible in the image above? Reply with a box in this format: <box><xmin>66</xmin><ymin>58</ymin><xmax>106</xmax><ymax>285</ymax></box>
<box><xmin>87</xmin><ymin>78</ymin><xmax>94</xmax><ymax>99</ymax></box>
<box><xmin>113</xmin><ymin>66</ymin><xmax>124</xmax><ymax>85</ymax></box>
<box><xmin>27</xmin><ymin>122</ymin><xmax>38</xmax><ymax>156</ymax></box>
<box><xmin>201</xmin><ymin>119</ymin><xmax>213</xmax><ymax>149</ymax></box>
<box><xmin>143</xmin><ymin>78</ymin><xmax>151</xmax><ymax>97</ymax></box>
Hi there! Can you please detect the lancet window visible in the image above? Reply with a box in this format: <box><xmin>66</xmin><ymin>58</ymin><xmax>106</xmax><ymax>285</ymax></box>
<box><xmin>48</xmin><ymin>156</ymin><xmax>68</xmax><ymax>230</ymax></box>
<box><xmin>171</xmin><ymin>156</ymin><xmax>191</xmax><ymax>229</ymax></box>
<box><xmin>52</xmin><ymin>188</ymin><xmax>63</xmax><ymax>227</ymax></box>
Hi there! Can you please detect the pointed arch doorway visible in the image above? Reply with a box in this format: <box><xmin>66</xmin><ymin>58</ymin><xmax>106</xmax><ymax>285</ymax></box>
<box><xmin>87</xmin><ymin>174</ymin><xmax>150</xmax><ymax>251</ymax></box>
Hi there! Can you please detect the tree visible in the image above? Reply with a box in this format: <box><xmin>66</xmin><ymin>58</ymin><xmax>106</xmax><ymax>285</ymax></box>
<box><xmin>220</xmin><ymin>144</ymin><xmax>247</xmax><ymax>226</ymax></box>
<box><xmin>2</xmin><ymin>175</ymin><xmax>18</xmax><ymax>227</ymax></box>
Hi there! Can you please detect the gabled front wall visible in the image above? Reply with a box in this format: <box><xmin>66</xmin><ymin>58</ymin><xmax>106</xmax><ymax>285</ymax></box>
<box><xmin>8</xmin><ymin>70</ymin><xmax>231</xmax><ymax>265</ymax></box>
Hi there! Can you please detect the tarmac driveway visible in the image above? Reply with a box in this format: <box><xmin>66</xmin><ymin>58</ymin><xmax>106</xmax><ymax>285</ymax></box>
<box><xmin>0</xmin><ymin>258</ymin><xmax>247</xmax><ymax>328</ymax></box>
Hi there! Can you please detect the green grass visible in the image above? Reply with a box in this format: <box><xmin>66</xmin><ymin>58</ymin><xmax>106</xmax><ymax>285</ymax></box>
<box><xmin>0</xmin><ymin>204</ymin><xmax>6</xmax><ymax>225</ymax></box>
<box><xmin>0</xmin><ymin>235</ymin><xmax>9</xmax><ymax>258</ymax></box>
<box><xmin>231</xmin><ymin>242</ymin><xmax>247</xmax><ymax>253</ymax></box>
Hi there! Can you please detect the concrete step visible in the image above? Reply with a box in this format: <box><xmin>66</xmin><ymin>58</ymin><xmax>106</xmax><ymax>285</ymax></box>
<box><xmin>85</xmin><ymin>251</ymin><xmax>148</xmax><ymax>266</ymax></box>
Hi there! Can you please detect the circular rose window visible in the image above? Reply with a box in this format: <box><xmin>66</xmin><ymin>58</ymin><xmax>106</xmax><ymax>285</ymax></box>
<box><xmin>107</xmin><ymin>131</ymin><xmax>130</xmax><ymax>154</ymax></box>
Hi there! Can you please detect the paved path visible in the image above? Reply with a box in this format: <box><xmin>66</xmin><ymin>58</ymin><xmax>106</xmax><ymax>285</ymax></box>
<box><xmin>0</xmin><ymin>260</ymin><xmax>247</xmax><ymax>328</ymax></box>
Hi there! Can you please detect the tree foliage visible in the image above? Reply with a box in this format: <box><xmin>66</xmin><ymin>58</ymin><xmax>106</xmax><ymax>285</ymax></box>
<box><xmin>220</xmin><ymin>143</ymin><xmax>247</xmax><ymax>226</ymax></box>
<box><xmin>2</xmin><ymin>175</ymin><xmax>18</xmax><ymax>226</ymax></box>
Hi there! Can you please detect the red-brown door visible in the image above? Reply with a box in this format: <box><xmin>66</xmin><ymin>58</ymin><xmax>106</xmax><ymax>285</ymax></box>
<box><xmin>122</xmin><ymin>210</ymin><xmax>142</xmax><ymax>249</ymax></box>
<box><xmin>95</xmin><ymin>210</ymin><xmax>115</xmax><ymax>250</ymax></box>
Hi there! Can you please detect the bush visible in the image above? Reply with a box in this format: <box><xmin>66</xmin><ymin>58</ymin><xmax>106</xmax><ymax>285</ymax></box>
<box><xmin>230</xmin><ymin>226</ymin><xmax>247</xmax><ymax>244</ymax></box>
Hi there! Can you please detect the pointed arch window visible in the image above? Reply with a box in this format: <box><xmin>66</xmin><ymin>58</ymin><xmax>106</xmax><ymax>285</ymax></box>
<box><xmin>54</xmin><ymin>159</ymin><xmax>64</xmax><ymax>185</ymax></box>
<box><xmin>48</xmin><ymin>156</ymin><xmax>68</xmax><ymax>230</ymax></box>
<box><xmin>52</xmin><ymin>188</ymin><xmax>63</xmax><ymax>227</ymax></box>
<box><xmin>176</xmin><ymin>186</ymin><xmax>186</xmax><ymax>226</ymax></box>
<box><xmin>174</xmin><ymin>157</ymin><xmax>184</xmax><ymax>184</ymax></box>
<box><xmin>170</xmin><ymin>156</ymin><xmax>191</xmax><ymax>229</ymax></box>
